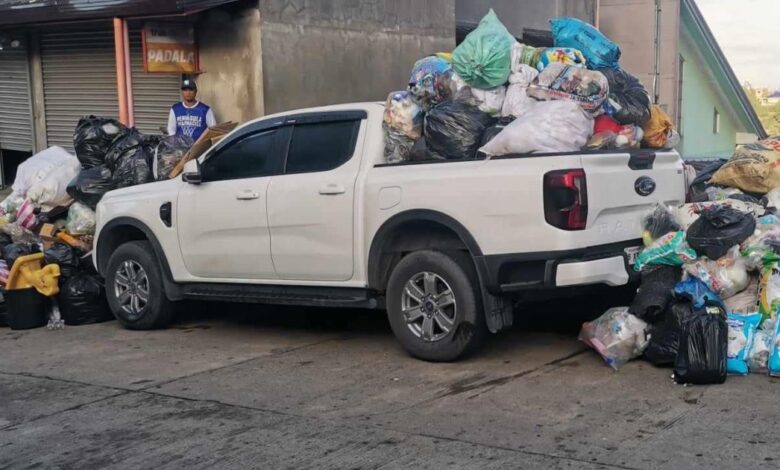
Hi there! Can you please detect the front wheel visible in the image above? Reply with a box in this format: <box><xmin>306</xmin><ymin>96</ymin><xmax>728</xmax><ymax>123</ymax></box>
<box><xmin>386</xmin><ymin>250</ymin><xmax>486</xmax><ymax>362</ymax></box>
<box><xmin>105</xmin><ymin>241</ymin><xmax>174</xmax><ymax>330</ymax></box>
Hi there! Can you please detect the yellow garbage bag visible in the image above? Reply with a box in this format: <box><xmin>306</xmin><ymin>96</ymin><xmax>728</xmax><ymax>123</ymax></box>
<box><xmin>710</xmin><ymin>137</ymin><xmax>780</xmax><ymax>193</ymax></box>
<box><xmin>641</xmin><ymin>105</ymin><xmax>674</xmax><ymax>149</ymax></box>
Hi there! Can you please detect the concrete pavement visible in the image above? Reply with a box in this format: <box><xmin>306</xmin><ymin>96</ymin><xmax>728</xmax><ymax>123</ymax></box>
<box><xmin>1</xmin><ymin>298</ymin><xmax>778</xmax><ymax>469</ymax></box>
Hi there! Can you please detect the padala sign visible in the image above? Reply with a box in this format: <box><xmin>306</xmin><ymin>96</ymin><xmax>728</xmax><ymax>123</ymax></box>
<box><xmin>143</xmin><ymin>22</ymin><xmax>199</xmax><ymax>73</ymax></box>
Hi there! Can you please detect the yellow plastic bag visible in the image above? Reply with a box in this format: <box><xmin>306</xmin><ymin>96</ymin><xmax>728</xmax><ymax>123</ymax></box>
<box><xmin>641</xmin><ymin>105</ymin><xmax>673</xmax><ymax>148</ymax></box>
<box><xmin>710</xmin><ymin>137</ymin><xmax>780</xmax><ymax>193</ymax></box>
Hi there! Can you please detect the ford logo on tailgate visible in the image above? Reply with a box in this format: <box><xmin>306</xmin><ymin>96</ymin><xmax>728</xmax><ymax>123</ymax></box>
<box><xmin>635</xmin><ymin>176</ymin><xmax>656</xmax><ymax>196</ymax></box>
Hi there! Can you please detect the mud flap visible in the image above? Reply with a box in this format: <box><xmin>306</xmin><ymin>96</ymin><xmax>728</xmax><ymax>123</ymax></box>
<box><xmin>481</xmin><ymin>285</ymin><xmax>513</xmax><ymax>333</ymax></box>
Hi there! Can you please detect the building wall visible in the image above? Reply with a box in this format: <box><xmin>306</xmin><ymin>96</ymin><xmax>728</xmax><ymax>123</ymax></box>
<box><xmin>196</xmin><ymin>1</ymin><xmax>264</xmax><ymax>123</ymax></box>
<box><xmin>599</xmin><ymin>0</ymin><xmax>680</xmax><ymax>125</ymax></box>
<box><xmin>258</xmin><ymin>0</ymin><xmax>455</xmax><ymax>115</ymax></box>
<box><xmin>678</xmin><ymin>30</ymin><xmax>741</xmax><ymax>159</ymax></box>
<box><xmin>455</xmin><ymin>0</ymin><xmax>596</xmax><ymax>36</ymax></box>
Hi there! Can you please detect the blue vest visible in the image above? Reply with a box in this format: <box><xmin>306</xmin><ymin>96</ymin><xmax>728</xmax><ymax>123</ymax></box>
<box><xmin>172</xmin><ymin>102</ymin><xmax>210</xmax><ymax>141</ymax></box>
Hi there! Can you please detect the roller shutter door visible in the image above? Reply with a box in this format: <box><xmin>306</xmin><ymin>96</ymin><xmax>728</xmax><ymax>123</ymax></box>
<box><xmin>41</xmin><ymin>29</ymin><xmax>118</xmax><ymax>152</ymax></box>
<box><xmin>0</xmin><ymin>45</ymin><xmax>33</xmax><ymax>152</ymax></box>
<box><xmin>129</xmin><ymin>29</ymin><xmax>182</xmax><ymax>135</ymax></box>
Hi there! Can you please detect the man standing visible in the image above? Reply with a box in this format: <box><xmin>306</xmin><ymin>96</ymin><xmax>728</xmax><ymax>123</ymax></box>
<box><xmin>167</xmin><ymin>78</ymin><xmax>216</xmax><ymax>141</ymax></box>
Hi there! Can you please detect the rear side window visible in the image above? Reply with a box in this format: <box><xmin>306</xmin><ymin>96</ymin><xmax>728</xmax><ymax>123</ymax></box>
<box><xmin>285</xmin><ymin>120</ymin><xmax>360</xmax><ymax>174</ymax></box>
<box><xmin>203</xmin><ymin>129</ymin><xmax>281</xmax><ymax>181</ymax></box>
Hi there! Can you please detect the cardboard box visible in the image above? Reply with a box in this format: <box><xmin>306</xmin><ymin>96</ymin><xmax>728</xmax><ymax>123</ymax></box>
<box><xmin>169</xmin><ymin>122</ymin><xmax>238</xmax><ymax>178</ymax></box>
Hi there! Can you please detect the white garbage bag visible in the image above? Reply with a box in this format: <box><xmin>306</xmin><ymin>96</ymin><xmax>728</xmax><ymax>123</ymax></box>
<box><xmin>12</xmin><ymin>146</ymin><xmax>76</xmax><ymax>198</ymax></box>
<box><xmin>27</xmin><ymin>153</ymin><xmax>81</xmax><ymax>211</ymax></box>
<box><xmin>501</xmin><ymin>64</ymin><xmax>539</xmax><ymax>118</ymax></box>
<box><xmin>480</xmin><ymin>100</ymin><xmax>594</xmax><ymax>156</ymax></box>
<box><xmin>450</xmin><ymin>73</ymin><xmax>506</xmax><ymax>117</ymax></box>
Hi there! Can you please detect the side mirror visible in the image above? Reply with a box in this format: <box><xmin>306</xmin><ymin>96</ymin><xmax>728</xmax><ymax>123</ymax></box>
<box><xmin>181</xmin><ymin>159</ymin><xmax>202</xmax><ymax>185</ymax></box>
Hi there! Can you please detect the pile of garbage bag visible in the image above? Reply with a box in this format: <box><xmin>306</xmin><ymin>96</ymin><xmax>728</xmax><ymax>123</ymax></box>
<box><xmin>383</xmin><ymin>10</ymin><xmax>674</xmax><ymax>163</ymax></box>
<box><xmin>579</xmin><ymin>143</ymin><xmax>780</xmax><ymax>382</ymax></box>
<box><xmin>0</xmin><ymin>110</ymin><xmax>202</xmax><ymax>331</ymax></box>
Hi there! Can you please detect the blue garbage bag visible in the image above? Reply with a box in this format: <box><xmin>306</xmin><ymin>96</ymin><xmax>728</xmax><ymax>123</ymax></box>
<box><xmin>673</xmin><ymin>276</ymin><xmax>725</xmax><ymax>310</ymax></box>
<box><xmin>551</xmin><ymin>18</ymin><xmax>621</xmax><ymax>70</ymax></box>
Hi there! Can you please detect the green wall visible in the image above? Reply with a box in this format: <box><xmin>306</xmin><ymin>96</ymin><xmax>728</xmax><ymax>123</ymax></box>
<box><xmin>678</xmin><ymin>31</ymin><xmax>744</xmax><ymax>159</ymax></box>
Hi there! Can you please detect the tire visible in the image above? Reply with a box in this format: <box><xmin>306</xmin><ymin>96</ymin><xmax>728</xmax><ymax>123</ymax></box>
<box><xmin>105</xmin><ymin>241</ymin><xmax>174</xmax><ymax>330</ymax></box>
<box><xmin>386</xmin><ymin>250</ymin><xmax>486</xmax><ymax>362</ymax></box>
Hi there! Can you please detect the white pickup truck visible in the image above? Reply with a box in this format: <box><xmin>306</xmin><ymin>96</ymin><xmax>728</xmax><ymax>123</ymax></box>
<box><xmin>94</xmin><ymin>102</ymin><xmax>686</xmax><ymax>361</ymax></box>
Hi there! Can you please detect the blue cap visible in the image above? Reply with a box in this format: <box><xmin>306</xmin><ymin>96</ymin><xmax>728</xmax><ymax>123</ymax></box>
<box><xmin>181</xmin><ymin>79</ymin><xmax>197</xmax><ymax>90</ymax></box>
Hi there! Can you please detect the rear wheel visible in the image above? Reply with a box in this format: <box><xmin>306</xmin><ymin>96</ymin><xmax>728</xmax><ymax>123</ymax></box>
<box><xmin>386</xmin><ymin>250</ymin><xmax>486</xmax><ymax>362</ymax></box>
<box><xmin>105</xmin><ymin>241</ymin><xmax>174</xmax><ymax>330</ymax></box>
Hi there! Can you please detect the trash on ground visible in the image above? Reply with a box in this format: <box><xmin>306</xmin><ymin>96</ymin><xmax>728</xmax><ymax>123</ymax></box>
<box><xmin>726</xmin><ymin>313</ymin><xmax>761</xmax><ymax>375</ymax></box>
<box><xmin>579</xmin><ymin>307</ymin><xmax>650</xmax><ymax>370</ymax></box>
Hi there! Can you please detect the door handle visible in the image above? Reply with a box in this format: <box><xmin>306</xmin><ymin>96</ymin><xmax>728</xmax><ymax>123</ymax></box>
<box><xmin>235</xmin><ymin>191</ymin><xmax>260</xmax><ymax>200</ymax></box>
<box><xmin>318</xmin><ymin>184</ymin><xmax>346</xmax><ymax>195</ymax></box>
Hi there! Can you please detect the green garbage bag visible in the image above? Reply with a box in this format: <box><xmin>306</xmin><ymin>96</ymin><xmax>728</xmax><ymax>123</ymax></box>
<box><xmin>452</xmin><ymin>9</ymin><xmax>514</xmax><ymax>89</ymax></box>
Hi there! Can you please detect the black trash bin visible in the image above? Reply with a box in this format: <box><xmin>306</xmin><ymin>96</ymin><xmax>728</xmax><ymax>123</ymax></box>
<box><xmin>6</xmin><ymin>288</ymin><xmax>47</xmax><ymax>330</ymax></box>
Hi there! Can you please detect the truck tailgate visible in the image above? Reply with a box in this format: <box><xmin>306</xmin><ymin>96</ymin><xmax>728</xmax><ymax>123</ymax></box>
<box><xmin>579</xmin><ymin>149</ymin><xmax>685</xmax><ymax>245</ymax></box>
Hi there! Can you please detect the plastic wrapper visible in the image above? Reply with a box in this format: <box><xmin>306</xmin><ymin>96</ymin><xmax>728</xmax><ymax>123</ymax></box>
<box><xmin>12</xmin><ymin>146</ymin><xmax>76</xmax><ymax>198</ymax></box>
<box><xmin>536</xmin><ymin>47</ymin><xmax>587</xmax><ymax>71</ymax></box>
<box><xmin>0</xmin><ymin>259</ymin><xmax>8</xmax><ymax>286</ymax></box>
<box><xmin>641</xmin><ymin>105</ymin><xmax>674</xmax><ymax>149</ymax></box>
<box><xmin>741</xmin><ymin>227</ymin><xmax>780</xmax><ymax>272</ymax></box>
<box><xmin>15</xmin><ymin>199</ymin><xmax>38</xmax><ymax>231</ymax></box>
<box><xmin>551</xmin><ymin>17</ymin><xmax>620</xmax><ymax>70</ymax></box>
<box><xmin>578</xmin><ymin>307</ymin><xmax>650</xmax><ymax>370</ymax></box>
<box><xmin>758</xmin><ymin>258</ymin><xmax>780</xmax><ymax>324</ymax></box>
<box><xmin>452</xmin><ymin>9</ymin><xmax>514</xmax><ymax>89</ymax></box>
<box><xmin>58</xmin><ymin>273</ymin><xmax>112</xmax><ymax>326</ymax></box>
<box><xmin>686</xmin><ymin>205</ymin><xmax>756</xmax><ymax>260</ymax></box>
<box><xmin>44</xmin><ymin>242</ymin><xmax>80</xmax><ymax>279</ymax></box>
<box><xmin>0</xmin><ymin>193</ymin><xmax>23</xmax><ymax>222</ymax></box>
<box><xmin>73</xmin><ymin>116</ymin><xmax>125</xmax><ymax>169</ymax></box>
<box><xmin>154</xmin><ymin>134</ymin><xmax>193</xmax><ymax>181</ymax></box>
<box><xmin>705</xmin><ymin>186</ymin><xmax>743</xmax><ymax>202</ymax></box>
<box><xmin>104</xmin><ymin>128</ymin><xmax>143</xmax><ymax>170</ymax></box>
<box><xmin>683</xmin><ymin>248</ymin><xmax>749</xmax><ymax>300</ymax></box>
<box><xmin>709</xmin><ymin>137</ymin><xmax>780</xmax><ymax>193</ymax></box>
<box><xmin>480</xmin><ymin>100</ymin><xmax>593</xmax><ymax>156</ymax></box>
<box><xmin>526</xmin><ymin>63</ymin><xmax>609</xmax><ymax>113</ymax></box>
<box><xmin>672</xmin><ymin>200</ymin><xmax>763</xmax><ymax>231</ymax></box>
<box><xmin>767</xmin><ymin>319</ymin><xmax>780</xmax><ymax>376</ymax></box>
<box><xmin>66</xmin><ymin>164</ymin><xmax>116</xmax><ymax>209</ymax></box>
<box><xmin>673</xmin><ymin>303</ymin><xmax>728</xmax><ymax>385</ymax></box>
<box><xmin>509</xmin><ymin>43</ymin><xmax>542</xmax><ymax>77</ymax></box>
<box><xmin>501</xmin><ymin>65</ymin><xmax>539</xmax><ymax>118</ymax></box>
<box><xmin>642</xmin><ymin>204</ymin><xmax>681</xmax><ymax>247</ymax></box>
<box><xmin>383</xmin><ymin>91</ymin><xmax>423</xmax><ymax>139</ymax></box>
<box><xmin>634</xmin><ymin>231</ymin><xmax>697</xmax><ymax>272</ymax></box>
<box><xmin>3</xmin><ymin>243</ymin><xmax>40</xmax><ymax>269</ymax></box>
<box><xmin>65</xmin><ymin>202</ymin><xmax>97</xmax><ymax>236</ymax></box>
<box><xmin>1</xmin><ymin>223</ymin><xmax>40</xmax><ymax>245</ymax></box>
<box><xmin>664</xmin><ymin>129</ymin><xmax>681</xmax><ymax>149</ymax></box>
<box><xmin>113</xmin><ymin>146</ymin><xmax>152</xmax><ymax>188</ymax></box>
<box><xmin>408</xmin><ymin>56</ymin><xmax>454</xmax><ymax>111</ymax></box>
<box><xmin>644</xmin><ymin>299</ymin><xmax>694</xmax><ymax>366</ymax></box>
<box><xmin>726</xmin><ymin>313</ymin><xmax>761</xmax><ymax>375</ymax></box>
<box><xmin>629</xmin><ymin>265</ymin><xmax>681</xmax><ymax>324</ymax></box>
<box><xmin>383</xmin><ymin>123</ymin><xmax>415</xmax><ymax>164</ymax></box>
<box><xmin>748</xmin><ymin>327</ymin><xmax>772</xmax><ymax>373</ymax></box>
<box><xmin>424</xmin><ymin>90</ymin><xmax>495</xmax><ymax>160</ymax></box>
<box><xmin>673</xmin><ymin>276</ymin><xmax>725</xmax><ymax>310</ymax></box>
<box><xmin>597</xmin><ymin>68</ymin><xmax>651</xmax><ymax>125</ymax></box>
<box><xmin>724</xmin><ymin>276</ymin><xmax>759</xmax><ymax>314</ymax></box>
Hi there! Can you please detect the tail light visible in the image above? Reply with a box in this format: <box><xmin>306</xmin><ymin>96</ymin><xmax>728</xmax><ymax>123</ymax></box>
<box><xmin>544</xmin><ymin>169</ymin><xmax>588</xmax><ymax>230</ymax></box>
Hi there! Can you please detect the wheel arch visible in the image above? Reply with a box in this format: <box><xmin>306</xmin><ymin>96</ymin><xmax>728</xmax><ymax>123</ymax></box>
<box><xmin>96</xmin><ymin>217</ymin><xmax>183</xmax><ymax>300</ymax></box>
<box><xmin>367</xmin><ymin>209</ymin><xmax>484</xmax><ymax>292</ymax></box>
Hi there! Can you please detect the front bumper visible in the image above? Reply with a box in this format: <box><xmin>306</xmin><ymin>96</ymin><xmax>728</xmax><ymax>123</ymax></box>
<box><xmin>475</xmin><ymin>239</ymin><xmax>642</xmax><ymax>295</ymax></box>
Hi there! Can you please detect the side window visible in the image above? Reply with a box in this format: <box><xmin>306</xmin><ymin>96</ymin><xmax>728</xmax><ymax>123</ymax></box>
<box><xmin>203</xmin><ymin>129</ymin><xmax>281</xmax><ymax>181</ymax></box>
<box><xmin>285</xmin><ymin>120</ymin><xmax>360</xmax><ymax>174</ymax></box>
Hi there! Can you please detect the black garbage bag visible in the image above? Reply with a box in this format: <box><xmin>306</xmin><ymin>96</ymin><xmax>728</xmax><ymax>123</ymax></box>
<box><xmin>0</xmin><ymin>233</ymin><xmax>13</xmax><ymax>251</ymax></box>
<box><xmin>644</xmin><ymin>299</ymin><xmax>695</xmax><ymax>366</ymax></box>
<box><xmin>598</xmin><ymin>68</ymin><xmax>652</xmax><ymax>125</ymax></box>
<box><xmin>690</xmin><ymin>160</ymin><xmax>727</xmax><ymax>195</ymax></box>
<box><xmin>479</xmin><ymin>116</ymin><xmax>515</xmax><ymax>147</ymax></box>
<box><xmin>66</xmin><ymin>164</ymin><xmax>116</xmax><ymax>209</ymax></box>
<box><xmin>154</xmin><ymin>134</ymin><xmax>193</xmax><ymax>180</ymax></box>
<box><xmin>113</xmin><ymin>146</ymin><xmax>153</xmax><ymax>188</ymax></box>
<box><xmin>2</xmin><ymin>243</ymin><xmax>40</xmax><ymax>270</ymax></box>
<box><xmin>58</xmin><ymin>274</ymin><xmax>112</xmax><ymax>325</ymax></box>
<box><xmin>730</xmin><ymin>193</ymin><xmax>762</xmax><ymax>205</ymax></box>
<box><xmin>629</xmin><ymin>265</ymin><xmax>681</xmax><ymax>324</ymax></box>
<box><xmin>73</xmin><ymin>116</ymin><xmax>126</xmax><ymax>169</ymax></box>
<box><xmin>673</xmin><ymin>302</ymin><xmax>728</xmax><ymax>384</ymax></box>
<box><xmin>44</xmin><ymin>242</ymin><xmax>80</xmax><ymax>279</ymax></box>
<box><xmin>424</xmin><ymin>92</ymin><xmax>495</xmax><ymax>160</ymax></box>
<box><xmin>642</xmin><ymin>204</ymin><xmax>680</xmax><ymax>242</ymax></box>
<box><xmin>686</xmin><ymin>205</ymin><xmax>756</xmax><ymax>260</ymax></box>
<box><xmin>104</xmin><ymin>128</ymin><xmax>144</xmax><ymax>170</ymax></box>
<box><xmin>408</xmin><ymin>137</ymin><xmax>443</xmax><ymax>162</ymax></box>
